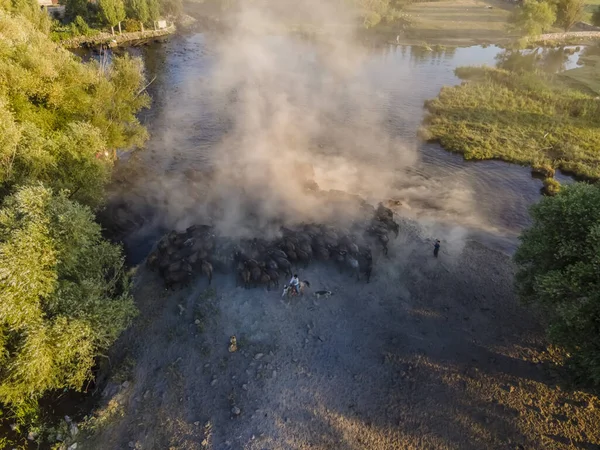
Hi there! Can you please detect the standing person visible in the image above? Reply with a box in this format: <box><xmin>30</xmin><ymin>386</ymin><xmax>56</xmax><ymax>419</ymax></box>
<box><xmin>289</xmin><ymin>274</ymin><xmax>300</xmax><ymax>295</ymax></box>
<box><xmin>433</xmin><ymin>239</ymin><xmax>441</xmax><ymax>258</ymax></box>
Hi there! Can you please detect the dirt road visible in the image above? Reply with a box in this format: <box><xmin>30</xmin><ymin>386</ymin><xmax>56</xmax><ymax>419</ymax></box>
<box><xmin>83</xmin><ymin>221</ymin><xmax>600</xmax><ymax>450</ymax></box>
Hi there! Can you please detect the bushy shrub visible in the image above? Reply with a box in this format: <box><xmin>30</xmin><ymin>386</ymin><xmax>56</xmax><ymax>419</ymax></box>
<box><xmin>123</xmin><ymin>17</ymin><xmax>141</xmax><ymax>31</ymax></box>
<box><xmin>0</xmin><ymin>185</ymin><xmax>137</xmax><ymax>421</ymax></box>
<box><xmin>515</xmin><ymin>182</ymin><xmax>600</xmax><ymax>385</ymax></box>
<box><xmin>541</xmin><ymin>177</ymin><xmax>561</xmax><ymax>196</ymax></box>
<box><xmin>509</xmin><ymin>0</ymin><xmax>556</xmax><ymax>36</ymax></box>
<box><xmin>2</xmin><ymin>13</ymin><xmax>149</xmax><ymax>206</ymax></box>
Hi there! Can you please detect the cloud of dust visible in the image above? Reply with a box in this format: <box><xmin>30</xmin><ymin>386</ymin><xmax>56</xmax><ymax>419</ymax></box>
<box><xmin>115</xmin><ymin>0</ymin><xmax>491</xmax><ymax>251</ymax></box>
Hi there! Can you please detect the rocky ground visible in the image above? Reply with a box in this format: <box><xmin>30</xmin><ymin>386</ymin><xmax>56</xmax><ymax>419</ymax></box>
<box><xmin>79</xmin><ymin>219</ymin><xmax>600</xmax><ymax>450</ymax></box>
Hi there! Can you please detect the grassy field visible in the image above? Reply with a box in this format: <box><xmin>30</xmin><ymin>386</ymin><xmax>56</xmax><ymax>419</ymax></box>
<box><xmin>421</xmin><ymin>66</ymin><xmax>600</xmax><ymax>180</ymax></box>
<box><xmin>403</xmin><ymin>0</ymin><xmax>516</xmax><ymax>44</ymax></box>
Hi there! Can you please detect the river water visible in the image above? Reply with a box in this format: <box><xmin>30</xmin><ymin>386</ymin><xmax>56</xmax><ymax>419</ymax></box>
<box><xmin>106</xmin><ymin>33</ymin><xmax>582</xmax><ymax>259</ymax></box>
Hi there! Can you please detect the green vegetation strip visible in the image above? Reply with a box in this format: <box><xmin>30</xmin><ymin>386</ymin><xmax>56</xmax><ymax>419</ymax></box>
<box><xmin>0</xmin><ymin>6</ymin><xmax>147</xmax><ymax>441</ymax></box>
<box><xmin>421</xmin><ymin>66</ymin><xmax>600</xmax><ymax>180</ymax></box>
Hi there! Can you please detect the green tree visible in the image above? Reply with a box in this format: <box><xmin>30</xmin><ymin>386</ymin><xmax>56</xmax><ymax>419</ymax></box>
<box><xmin>126</xmin><ymin>0</ymin><xmax>149</xmax><ymax>27</ymax></box>
<box><xmin>0</xmin><ymin>185</ymin><xmax>136</xmax><ymax>419</ymax></box>
<box><xmin>98</xmin><ymin>0</ymin><xmax>126</xmax><ymax>34</ymax></box>
<box><xmin>591</xmin><ymin>6</ymin><xmax>600</xmax><ymax>26</ymax></box>
<box><xmin>509</xmin><ymin>0</ymin><xmax>556</xmax><ymax>36</ymax></box>
<box><xmin>0</xmin><ymin>13</ymin><xmax>149</xmax><ymax>207</ymax></box>
<box><xmin>9</xmin><ymin>0</ymin><xmax>51</xmax><ymax>33</ymax></box>
<box><xmin>555</xmin><ymin>0</ymin><xmax>585</xmax><ymax>31</ymax></box>
<box><xmin>64</xmin><ymin>0</ymin><xmax>90</xmax><ymax>22</ymax></box>
<box><xmin>514</xmin><ymin>182</ymin><xmax>600</xmax><ymax>385</ymax></box>
<box><xmin>147</xmin><ymin>0</ymin><xmax>160</xmax><ymax>22</ymax></box>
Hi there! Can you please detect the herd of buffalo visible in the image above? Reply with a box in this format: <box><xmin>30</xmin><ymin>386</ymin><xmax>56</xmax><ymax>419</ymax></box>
<box><xmin>146</xmin><ymin>203</ymin><xmax>400</xmax><ymax>290</ymax></box>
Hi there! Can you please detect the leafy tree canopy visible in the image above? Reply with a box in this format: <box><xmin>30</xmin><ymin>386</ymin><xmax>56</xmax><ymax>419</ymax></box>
<box><xmin>126</xmin><ymin>0</ymin><xmax>150</xmax><ymax>23</ymax></box>
<box><xmin>0</xmin><ymin>10</ymin><xmax>149</xmax><ymax>206</ymax></box>
<box><xmin>555</xmin><ymin>0</ymin><xmax>585</xmax><ymax>31</ymax></box>
<box><xmin>509</xmin><ymin>0</ymin><xmax>556</xmax><ymax>36</ymax></box>
<box><xmin>514</xmin><ymin>182</ymin><xmax>600</xmax><ymax>385</ymax></box>
<box><xmin>4</xmin><ymin>0</ymin><xmax>51</xmax><ymax>32</ymax></box>
<box><xmin>147</xmin><ymin>0</ymin><xmax>160</xmax><ymax>21</ymax></box>
<box><xmin>64</xmin><ymin>0</ymin><xmax>91</xmax><ymax>23</ymax></box>
<box><xmin>98</xmin><ymin>0</ymin><xmax>126</xmax><ymax>28</ymax></box>
<box><xmin>0</xmin><ymin>185</ymin><xmax>136</xmax><ymax>417</ymax></box>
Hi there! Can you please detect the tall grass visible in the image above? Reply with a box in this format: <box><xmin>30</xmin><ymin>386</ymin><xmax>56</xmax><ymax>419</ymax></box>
<box><xmin>421</xmin><ymin>66</ymin><xmax>600</xmax><ymax>180</ymax></box>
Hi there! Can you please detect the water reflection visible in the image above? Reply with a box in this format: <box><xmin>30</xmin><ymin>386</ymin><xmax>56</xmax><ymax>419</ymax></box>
<box><xmin>495</xmin><ymin>46</ymin><xmax>582</xmax><ymax>73</ymax></box>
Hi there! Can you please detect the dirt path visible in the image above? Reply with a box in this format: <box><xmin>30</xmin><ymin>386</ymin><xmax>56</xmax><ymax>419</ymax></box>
<box><xmin>83</xmin><ymin>220</ymin><xmax>600</xmax><ymax>450</ymax></box>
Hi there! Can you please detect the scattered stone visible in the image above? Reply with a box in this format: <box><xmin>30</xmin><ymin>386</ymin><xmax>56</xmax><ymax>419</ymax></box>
<box><xmin>122</xmin><ymin>381</ymin><xmax>130</xmax><ymax>389</ymax></box>
<box><xmin>143</xmin><ymin>390</ymin><xmax>151</xmax><ymax>399</ymax></box>
<box><xmin>128</xmin><ymin>442</ymin><xmax>135</xmax><ymax>448</ymax></box>
<box><xmin>194</xmin><ymin>421</ymin><xmax>200</xmax><ymax>426</ymax></box>
<box><xmin>242</xmin><ymin>384</ymin><xmax>248</xmax><ymax>391</ymax></box>
<box><xmin>272</xmin><ymin>370</ymin><xmax>277</xmax><ymax>378</ymax></box>
<box><xmin>70</xmin><ymin>423</ymin><xmax>79</xmax><ymax>437</ymax></box>
<box><xmin>254</xmin><ymin>353</ymin><xmax>264</xmax><ymax>360</ymax></box>
<box><xmin>229</xmin><ymin>336</ymin><xmax>238</xmax><ymax>353</ymax></box>
<box><xmin>231</xmin><ymin>406</ymin><xmax>241</xmax><ymax>416</ymax></box>
<box><xmin>68</xmin><ymin>444</ymin><xmax>78</xmax><ymax>450</ymax></box>
<box><xmin>9</xmin><ymin>423</ymin><xmax>17</xmax><ymax>431</ymax></box>
<box><xmin>195</xmin><ymin>319</ymin><xmax>201</xmax><ymax>325</ymax></box>
<box><xmin>27</xmin><ymin>431</ymin><xmax>38</xmax><ymax>441</ymax></box>
<box><xmin>269</xmin><ymin>351</ymin><xmax>274</xmax><ymax>357</ymax></box>
<box><xmin>232</xmin><ymin>375</ymin><xmax>236</xmax><ymax>380</ymax></box>
<box><xmin>64</xmin><ymin>415</ymin><xmax>72</xmax><ymax>424</ymax></box>
<box><xmin>204</xmin><ymin>363</ymin><xmax>210</xmax><ymax>368</ymax></box>
<box><xmin>211</xmin><ymin>379</ymin><xmax>218</xmax><ymax>386</ymax></box>
<box><xmin>178</xmin><ymin>304</ymin><xmax>185</xmax><ymax>315</ymax></box>
<box><xmin>292</xmin><ymin>358</ymin><xmax>298</xmax><ymax>363</ymax></box>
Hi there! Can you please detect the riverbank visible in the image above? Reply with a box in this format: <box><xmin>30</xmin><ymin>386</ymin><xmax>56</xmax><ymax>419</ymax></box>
<box><xmin>74</xmin><ymin>214</ymin><xmax>600</xmax><ymax>450</ymax></box>
<box><xmin>421</xmin><ymin>65</ymin><xmax>600</xmax><ymax>182</ymax></box>
<box><xmin>60</xmin><ymin>25</ymin><xmax>176</xmax><ymax>49</ymax></box>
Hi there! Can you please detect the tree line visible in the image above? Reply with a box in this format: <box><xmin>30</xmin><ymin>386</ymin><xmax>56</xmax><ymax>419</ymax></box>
<box><xmin>58</xmin><ymin>0</ymin><xmax>182</xmax><ymax>37</ymax></box>
<box><xmin>0</xmin><ymin>2</ymin><xmax>148</xmax><ymax>443</ymax></box>
<box><xmin>510</xmin><ymin>0</ymin><xmax>600</xmax><ymax>35</ymax></box>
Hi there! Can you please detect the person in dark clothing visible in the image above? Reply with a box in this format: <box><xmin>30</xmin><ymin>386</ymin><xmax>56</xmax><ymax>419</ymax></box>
<box><xmin>433</xmin><ymin>239</ymin><xmax>441</xmax><ymax>257</ymax></box>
